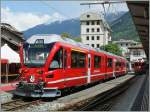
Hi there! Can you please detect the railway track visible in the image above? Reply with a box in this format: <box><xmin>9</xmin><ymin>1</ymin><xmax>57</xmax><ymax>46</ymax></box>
<box><xmin>1</xmin><ymin>98</ymin><xmax>42</xmax><ymax>111</ymax></box>
<box><xmin>74</xmin><ymin>76</ymin><xmax>136</xmax><ymax>111</ymax></box>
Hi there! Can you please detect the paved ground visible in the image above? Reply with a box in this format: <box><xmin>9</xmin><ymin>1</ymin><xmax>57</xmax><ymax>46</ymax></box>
<box><xmin>110</xmin><ymin>75</ymin><xmax>146</xmax><ymax>111</ymax></box>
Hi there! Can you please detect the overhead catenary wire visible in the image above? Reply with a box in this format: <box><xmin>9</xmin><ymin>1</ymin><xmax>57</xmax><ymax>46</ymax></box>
<box><xmin>80</xmin><ymin>1</ymin><xmax>125</xmax><ymax>17</ymax></box>
<box><xmin>40</xmin><ymin>1</ymin><xmax>72</xmax><ymax>19</ymax></box>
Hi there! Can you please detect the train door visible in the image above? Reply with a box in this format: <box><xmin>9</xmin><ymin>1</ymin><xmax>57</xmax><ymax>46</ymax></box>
<box><xmin>47</xmin><ymin>47</ymin><xmax>67</xmax><ymax>88</ymax></box>
<box><xmin>65</xmin><ymin>49</ymin><xmax>87</xmax><ymax>87</ymax></box>
<box><xmin>113</xmin><ymin>58</ymin><xmax>117</xmax><ymax>78</ymax></box>
<box><xmin>62</xmin><ymin>47</ymin><xmax>68</xmax><ymax>87</ymax></box>
<box><xmin>106</xmin><ymin>57</ymin><xmax>113</xmax><ymax>78</ymax></box>
<box><xmin>87</xmin><ymin>53</ymin><xmax>91</xmax><ymax>83</ymax></box>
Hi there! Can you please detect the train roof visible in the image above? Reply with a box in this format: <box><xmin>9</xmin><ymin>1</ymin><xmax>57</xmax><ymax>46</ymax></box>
<box><xmin>26</xmin><ymin>34</ymin><xmax>126</xmax><ymax>60</ymax></box>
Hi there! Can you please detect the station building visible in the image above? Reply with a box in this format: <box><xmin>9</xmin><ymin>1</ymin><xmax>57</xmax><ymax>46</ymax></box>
<box><xmin>1</xmin><ymin>23</ymin><xmax>24</xmax><ymax>82</ymax></box>
<box><xmin>1</xmin><ymin>23</ymin><xmax>24</xmax><ymax>51</ymax></box>
<box><xmin>80</xmin><ymin>12</ymin><xmax>111</xmax><ymax>48</ymax></box>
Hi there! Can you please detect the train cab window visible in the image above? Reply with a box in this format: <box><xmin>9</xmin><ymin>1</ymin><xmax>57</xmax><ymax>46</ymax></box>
<box><xmin>49</xmin><ymin>48</ymin><xmax>63</xmax><ymax>70</ymax></box>
<box><xmin>107</xmin><ymin>58</ymin><xmax>112</xmax><ymax>68</ymax></box>
<box><xmin>71</xmin><ymin>51</ymin><xmax>86</xmax><ymax>68</ymax></box>
<box><xmin>63</xmin><ymin>49</ymin><xmax>67</xmax><ymax>69</ymax></box>
<box><xmin>94</xmin><ymin>56</ymin><xmax>101</xmax><ymax>68</ymax></box>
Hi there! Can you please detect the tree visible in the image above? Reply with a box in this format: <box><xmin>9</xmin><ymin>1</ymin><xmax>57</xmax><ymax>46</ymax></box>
<box><xmin>72</xmin><ymin>37</ymin><xmax>81</xmax><ymax>42</ymax></box>
<box><xmin>61</xmin><ymin>32</ymin><xmax>72</xmax><ymax>38</ymax></box>
<box><xmin>101</xmin><ymin>43</ymin><xmax>122</xmax><ymax>56</ymax></box>
<box><xmin>61</xmin><ymin>32</ymin><xmax>81</xmax><ymax>42</ymax></box>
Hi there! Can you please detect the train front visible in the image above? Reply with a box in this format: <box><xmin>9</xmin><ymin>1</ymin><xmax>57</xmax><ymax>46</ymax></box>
<box><xmin>13</xmin><ymin>35</ymin><xmax>61</xmax><ymax>97</ymax></box>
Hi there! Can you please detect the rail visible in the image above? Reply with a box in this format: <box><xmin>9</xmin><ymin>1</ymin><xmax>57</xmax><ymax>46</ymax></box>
<box><xmin>1</xmin><ymin>98</ymin><xmax>42</xmax><ymax>111</ymax></box>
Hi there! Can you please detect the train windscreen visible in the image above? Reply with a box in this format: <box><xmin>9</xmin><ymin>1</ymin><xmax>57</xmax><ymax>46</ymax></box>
<box><xmin>23</xmin><ymin>43</ymin><xmax>54</xmax><ymax>67</ymax></box>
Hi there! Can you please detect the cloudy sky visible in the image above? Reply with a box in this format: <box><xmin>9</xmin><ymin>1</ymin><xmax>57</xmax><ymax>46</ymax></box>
<box><xmin>1</xmin><ymin>1</ymin><xmax>129</xmax><ymax>31</ymax></box>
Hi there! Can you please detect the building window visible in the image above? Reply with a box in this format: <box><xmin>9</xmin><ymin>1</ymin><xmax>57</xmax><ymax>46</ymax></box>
<box><xmin>126</xmin><ymin>43</ymin><xmax>128</xmax><ymax>46</ymax></box>
<box><xmin>87</xmin><ymin>15</ymin><xmax>90</xmax><ymax>18</ymax></box>
<box><xmin>97</xmin><ymin>21</ymin><xmax>100</xmax><ymax>25</ymax></box>
<box><xmin>94</xmin><ymin>55</ymin><xmax>101</xmax><ymax>68</ymax></box>
<box><xmin>92</xmin><ymin>28</ymin><xmax>94</xmax><ymax>32</ymax></box>
<box><xmin>92</xmin><ymin>21</ymin><xmax>95</xmax><ymax>25</ymax></box>
<box><xmin>86</xmin><ymin>36</ymin><xmax>89</xmax><ymax>40</ymax></box>
<box><xmin>92</xmin><ymin>36</ymin><xmax>94</xmax><ymax>40</ymax></box>
<box><xmin>86</xmin><ymin>28</ymin><xmax>89</xmax><ymax>32</ymax></box>
<box><xmin>97</xmin><ymin>44</ymin><xmax>100</xmax><ymax>48</ymax></box>
<box><xmin>133</xmin><ymin>51</ymin><xmax>141</xmax><ymax>56</ymax></box>
<box><xmin>97</xmin><ymin>28</ymin><xmax>100</xmax><ymax>32</ymax></box>
<box><xmin>97</xmin><ymin>36</ymin><xmax>100</xmax><ymax>40</ymax></box>
<box><xmin>71</xmin><ymin>51</ymin><xmax>86</xmax><ymax>68</ymax></box>
<box><xmin>86</xmin><ymin>21</ymin><xmax>89</xmax><ymax>25</ymax></box>
<box><xmin>92</xmin><ymin>44</ymin><xmax>94</xmax><ymax>47</ymax></box>
<box><xmin>107</xmin><ymin>58</ymin><xmax>112</xmax><ymax>68</ymax></box>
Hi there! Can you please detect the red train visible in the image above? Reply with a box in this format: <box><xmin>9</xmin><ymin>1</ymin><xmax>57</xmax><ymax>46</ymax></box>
<box><xmin>132</xmin><ymin>60</ymin><xmax>146</xmax><ymax>74</ymax></box>
<box><xmin>14</xmin><ymin>34</ymin><xmax>128</xmax><ymax>97</ymax></box>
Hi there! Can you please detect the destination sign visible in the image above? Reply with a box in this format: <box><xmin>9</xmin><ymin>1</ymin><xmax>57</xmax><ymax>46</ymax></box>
<box><xmin>29</xmin><ymin>44</ymin><xmax>45</xmax><ymax>48</ymax></box>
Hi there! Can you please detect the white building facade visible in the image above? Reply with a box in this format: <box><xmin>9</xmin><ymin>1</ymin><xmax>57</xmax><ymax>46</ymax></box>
<box><xmin>128</xmin><ymin>46</ymin><xmax>146</xmax><ymax>62</ymax></box>
<box><xmin>113</xmin><ymin>39</ymin><xmax>139</xmax><ymax>57</ymax></box>
<box><xmin>80</xmin><ymin>12</ymin><xmax>111</xmax><ymax>48</ymax></box>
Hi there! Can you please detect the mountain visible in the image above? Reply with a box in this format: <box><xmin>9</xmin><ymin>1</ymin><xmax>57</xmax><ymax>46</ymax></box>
<box><xmin>23</xmin><ymin>12</ymin><xmax>126</xmax><ymax>39</ymax></box>
<box><xmin>110</xmin><ymin>12</ymin><xmax>140</xmax><ymax>41</ymax></box>
<box><xmin>23</xmin><ymin>19</ymin><xmax>80</xmax><ymax>39</ymax></box>
<box><xmin>23</xmin><ymin>11</ymin><xmax>139</xmax><ymax>41</ymax></box>
<box><xmin>105</xmin><ymin>11</ymin><xmax>126</xmax><ymax>24</ymax></box>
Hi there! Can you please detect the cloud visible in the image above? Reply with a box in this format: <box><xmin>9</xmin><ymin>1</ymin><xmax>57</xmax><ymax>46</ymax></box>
<box><xmin>1</xmin><ymin>7</ymin><xmax>65</xmax><ymax>31</ymax></box>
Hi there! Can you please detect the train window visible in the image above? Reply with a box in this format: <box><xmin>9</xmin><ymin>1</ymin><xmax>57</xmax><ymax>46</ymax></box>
<box><xmin>116</xmin><ymin>61</ymin><xmax>122</xmax><ymax>67</ymax></box>
<box><xmin>49</xmin><ymin>48</ymin><xmax>63</xmax><ymax>70</ymax></box>
<box><xmin>94</xmin><ymin>56</ymin><xmax>101</xmax><ymax>68</ymax></box>
<box><xmin>107</xmin><ymin>58</ymin><xmax>112</xmax><ymax>68</ymax></box>
<box><xmin>122</xmin><ymin>62</ymin><xmax>125</xmax><ymax>67</ymax></box>
<box><xmin>71</xmin><ymin>51</ymin><xmax>86</xmax><ymax>68</ymax></box>
<box><xmin>119</xmin><ymin>62</ymin><xmax>121</xmax><ymax>67</ymax></box>
<box><xmin>71</xmin><ymin>51</ymin><xmax>78</xmax><ymax>68</ymax></box>
<box><xmin>79</xmin><ymin>52</ymin><xmax>86</xmax><ymax>68</ymax></box>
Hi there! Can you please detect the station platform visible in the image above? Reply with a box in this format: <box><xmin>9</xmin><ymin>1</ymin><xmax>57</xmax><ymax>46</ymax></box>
<box><xmin>0</xmin><ymin>81</ymin><xmax>18</xmax><ymax>92</ymax></box>
<box><xmin>54</xmin><ymin>74</ymin><xmax>135</xmax><ymax>111</ymax></box>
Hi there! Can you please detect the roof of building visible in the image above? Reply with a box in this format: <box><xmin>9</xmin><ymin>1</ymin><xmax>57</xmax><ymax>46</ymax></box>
<box><xmin>80</xmin><ymin>11</ymin><xmax>111</xmax><ymax>30</ymax></box>
<box><xmin>1</xmin><ymin>23</ymin><xmax>24</xmax><ymax>40</ymax></box>
<box><xmin>113</xmin><ymin>39</ymin><xmax>138</xmax><ymax>44</ymax></box>
<box><xmin>128</xmin><ymin>44</ymin><xmax>143</xmax><ymax>49</ymax></box>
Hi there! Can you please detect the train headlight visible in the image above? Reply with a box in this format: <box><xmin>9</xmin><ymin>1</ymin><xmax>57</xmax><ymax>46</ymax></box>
<box><xmin>29</xmin><ymin>75</ymin><xmax>35</xmax><ymax>82</ymax></box>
